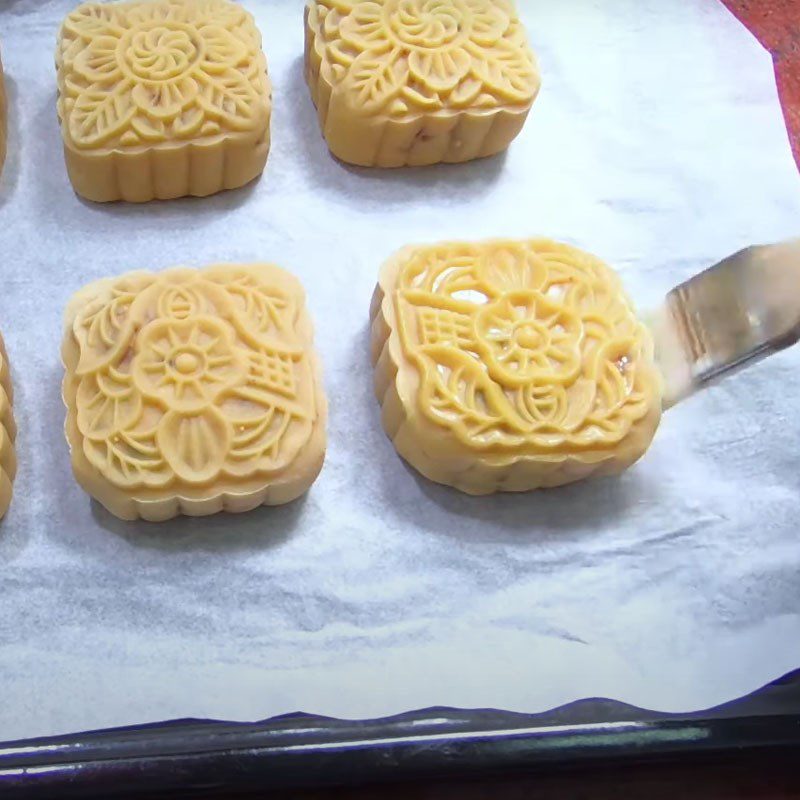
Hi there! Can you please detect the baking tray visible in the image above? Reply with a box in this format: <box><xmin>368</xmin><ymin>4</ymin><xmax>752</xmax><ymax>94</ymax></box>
<box><xmin>1</xmin><ymin>668</ymin><xmax>799</xmax><ymax>797</ymax></box>
<box><xmin>3</xmin><ymin>0</ymin><xmax>800</xmax><ymax>790</ymax></box>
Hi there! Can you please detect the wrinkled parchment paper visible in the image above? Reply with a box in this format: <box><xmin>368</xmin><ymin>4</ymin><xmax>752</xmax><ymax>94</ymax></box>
<box><xmin>1</xmin><ymin>0</ymin><xmax>799</xmax><ymax>741</ymax></box>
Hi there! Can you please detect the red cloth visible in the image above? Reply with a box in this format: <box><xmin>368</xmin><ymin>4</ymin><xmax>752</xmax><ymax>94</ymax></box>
<box><xmin>722</xmin><ymin>0</ymin><xmax>800</xmax><ymax>169</ymax></box>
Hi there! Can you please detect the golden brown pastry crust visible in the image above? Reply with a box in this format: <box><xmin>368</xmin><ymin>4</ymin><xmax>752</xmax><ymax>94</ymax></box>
<box><xmin>63</xmin><ymin>264</ymin><xmax>327</xmax><ymax>521</ymax></box>
<box><xmin>305</xmin><ymin>0</ymin><xmax>540</xmax><ymax>167</ymax></box>
<box><xmin>0</xmin><ymin>333</ymin><xmax>16</xmax><ymax>518</ymax></box>
<box><xmin>56</xmin><ymin>0</ymin><xmax>271</xmax><ymax>202</ymax></box>
<box><xmin>371</xmin><ymin>239</ymin><xmax>662</xmax><ymax>494</ymax></box>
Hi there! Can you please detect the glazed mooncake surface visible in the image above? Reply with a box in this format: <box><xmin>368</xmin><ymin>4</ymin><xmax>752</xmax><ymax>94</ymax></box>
<box><xmin>371</xmin><ymin>240</ymin><xmax>662</xmax><ymax>494</ymax></box>
<box><xmin>62</xmin><ymin>264</ymin><xmax>327</xmax><ymax>521</ymax></box>
<box><xmin>305</xmin><ymin>0</ymin><xmax>540</xmax><ymax>167</ymax></box>
<box><xmin>0</xmin><ymin>333</ymin><xmax>16</xmax><ymax>518</ymax></box>
<box><xmin>56</xmin><ymin>0</ymin><xmax>271</xmax><ymax>202</ymax></box>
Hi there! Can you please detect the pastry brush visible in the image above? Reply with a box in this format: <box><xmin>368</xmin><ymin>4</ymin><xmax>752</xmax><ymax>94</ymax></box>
<box><xmin>651</xmin><ymin>238</ymin><xmax>800</xmax><ymax>408</ymax></box>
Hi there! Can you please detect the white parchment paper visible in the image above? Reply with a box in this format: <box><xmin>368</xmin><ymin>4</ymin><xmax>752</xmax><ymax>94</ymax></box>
<box><xmin>0</xmin><ymin>0</ymin><xmax>799</xmax><ymax>742</ymax></box>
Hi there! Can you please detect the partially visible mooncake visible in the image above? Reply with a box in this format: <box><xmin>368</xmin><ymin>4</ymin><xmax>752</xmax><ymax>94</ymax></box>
<box><xmin>0</xmin><ymin>332</ymin><xmax>16</xmax><ymax>518</ymax></box>
<box><xmin>305</xmin><ymin>0</ymin><xmax>541</xmax><ymax>167</ymax></box>
<box><xmin>56</xmin><ymin>0</ymin><xmax>272</xmax><ymax>202</ymax></box>
<box><xmin>62</xmin><ymin>264</ymin><xmax>327</xmax><ymax>521</ymax></box>
<box><xmin>371</xmin><ymin>240</ymin><xmax>662</xmax><ymax>494</ymax></box>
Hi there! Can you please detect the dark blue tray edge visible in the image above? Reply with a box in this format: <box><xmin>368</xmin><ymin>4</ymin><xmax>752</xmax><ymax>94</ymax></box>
<box><xmin>1</xmin><ymin>668</ymin><xmax>799</xmax><ymax>798</ymax></box>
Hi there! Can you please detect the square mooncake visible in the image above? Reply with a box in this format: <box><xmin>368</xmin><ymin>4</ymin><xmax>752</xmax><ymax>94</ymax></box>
<box><xmin>305</xmin><ymin>0</ymin><xmax>541</xmax><ymax>167</ymax></box>
<box><xmin>0</xmin><ymin>333</ymin><xmax>16</xmax><ymax>518</ymax></box>
<box><xmin>56</xmin><ymin>0</ymin><xmax>271</xmax><ymax>202</ymax></box>
<box><xmin>371</xmin><ymin>240</ymin><xmax>662</xmax><ymax>494</ymax></box>
<box><xmin>62</xmin><ymin>264</ymin><xmax>327</xmax><ymax>521</ymax></box>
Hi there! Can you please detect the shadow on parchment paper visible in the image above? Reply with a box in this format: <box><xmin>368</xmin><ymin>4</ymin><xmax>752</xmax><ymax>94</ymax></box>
<box><xmin>90</xmin><ymin>495</ymin><xmax>305</xmax><ymax>554</ymax></box>
<box><xmin>284</xmin><ymin>56</ymin><xmax>508</xmax><ymax>206</ymax></box>
<box><xmin>349</xmin><ymin>323</ymin><xmax>660</xmax><ymax>543</ymax></box>
<box><xmin>29</xmin><ymin>94</ymin><xmax>261</xmax><ymax>233</ymax></box>
<box><xmin>0</xmin><ymin>76</ymin><xmax>20</xmax><ymax>209</ymax></box>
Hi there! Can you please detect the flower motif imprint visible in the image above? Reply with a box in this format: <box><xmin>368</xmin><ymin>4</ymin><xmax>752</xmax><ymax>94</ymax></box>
<box><xmin>58</xmin><ymin>0</ymin><xmax>269</xmax><ymax>149</ymax></box>
<box><xmin>393</xmin><ymin>241</ymin><xmax>661</xmax><ymax>452</ymax></box>
<box><xmin>309</xmin><ymin>0</ymin><xmax>539</xmax><ymax>116</ymax></box>
<box><xmin>475</xmin><ymin>292</ymin><xmax>581</xmax><ymax>386</ymax></box>
<box><xmin>133</xmin><ymin>318</ymin><xmax>245</xmax><ymax>411</ymax></box>
<box><xmin>65</xmin><ymin>267</ymin><xmax>318</xmax><ymax>493</ymax></box>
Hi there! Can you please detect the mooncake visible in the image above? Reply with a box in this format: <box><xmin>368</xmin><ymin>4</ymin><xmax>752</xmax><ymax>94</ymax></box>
<box><xmin>0</xmin><ymin>333</ymin><xmax>16</xmax><ymax>518</ymax></box>
<box><xmin>56</xmin><ymin>0</ymin><xmax>271</xmax><ymax>202</ymax></box>
<box><xmin>62</xmin><ymin>264</ymin><xmax>327</xmax><ymax>521</ymax></box>
<box><xmin>304</xmin><ymin>0</ymin><xmax>540</xmax><ymax>168</ymax></box>
<box><xmin>371</xmin><ymin>240</ymin><xmax>663</xmax><ymax>494</ymax></box>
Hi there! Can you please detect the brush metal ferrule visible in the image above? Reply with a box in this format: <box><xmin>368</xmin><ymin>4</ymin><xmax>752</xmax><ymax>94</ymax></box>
<box><xmin>656</xmin><ymin>240</ymin><xmax>800</xmax><ymax>407</ymax></box>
